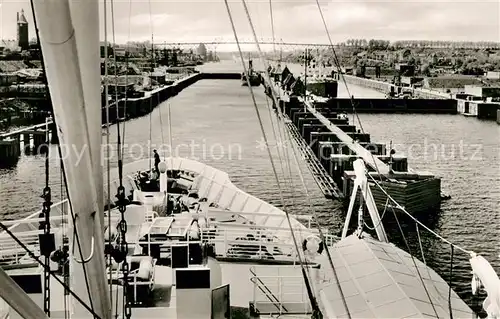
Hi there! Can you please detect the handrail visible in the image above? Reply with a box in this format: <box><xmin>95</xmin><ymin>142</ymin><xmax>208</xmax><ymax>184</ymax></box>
<box><xmin>249</xmin><ymin>267</ymin><xmax>288</xmax><ymax>313</ymax></box>
<box><xmin>206</xmin><ymin>209</ymin><xmax>315</xmax><ymax>221</ymax></box>
<box><xmin>3</xmin><ymin>200</ymin><xmax>69</xmax><ymax>231</ymax></box>
<box><xmin>210</xmin><ymin>222</ymin><xmax>316</xmax><ymax>232</ymax></box>
<box><xmin>0</xmin><ymin>122</ymin><xmax>51</xmax><ymax>139</ymax></box>
<box><xmin>250</xmin><ymin>277</ymin><xmax>286</xmax><ymax>313</ymax></box>
<box><xmin>0</xmin><ymin>216</ymin><xmax>68</xmax><ymax>227</ymax></box>
<box><xmin>200</xmin><ymin>223</ymin><xmax>338</xmax><ymax>262</ymax></box>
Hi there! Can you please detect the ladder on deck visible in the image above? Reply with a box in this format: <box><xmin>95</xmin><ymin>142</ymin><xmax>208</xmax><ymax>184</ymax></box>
<box><xmin>284</xmin><ymin>117</ymin><xmax>341</xmax><ymax>199</ymax></box>
<box><xmin>249</xmin><ymin>266</ymin><xmax>312</xmax><ymax>316</ymax></box>
<box><xmin>249</xmin><ymin>268</ymin><xmax>288</xmax><ymax>315</ymax></box>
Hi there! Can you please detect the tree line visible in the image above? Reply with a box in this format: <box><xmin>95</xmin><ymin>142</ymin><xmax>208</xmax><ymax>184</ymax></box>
<box><xmin>341</xmin><ymin>39</ymin><xmax>500</xmax><ymax>49</ymax></box>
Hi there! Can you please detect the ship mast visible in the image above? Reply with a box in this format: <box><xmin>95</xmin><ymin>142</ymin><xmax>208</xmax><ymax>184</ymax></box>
<box><xmin>69</xmin><ymin>0</ymin><xmax>104</xmax><ymax>229</ymax></box>
<box><xmin>32</xmin><ymin>0</ymin><xmax>111</xmax><ymax>318</ymax></box>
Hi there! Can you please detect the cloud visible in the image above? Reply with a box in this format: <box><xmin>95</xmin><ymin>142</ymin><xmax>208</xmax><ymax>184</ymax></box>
<box><xmin>130</xmin><ymin>13</ymin><xmax>172</xmax><ymax>27</ymax></box>
<box><xmin>0</xmin><ymin>0</ymin><xmax>498</xmax><ymax>45</ymax></box>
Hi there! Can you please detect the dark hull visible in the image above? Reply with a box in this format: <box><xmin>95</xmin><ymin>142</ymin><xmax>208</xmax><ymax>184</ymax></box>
<box><xmin>241</xmin><ymin>74</ymin><xmax>261</xmax><ymax>87</ymax></box>
<box><xmin>306</xmin><ymin>79</ymin><xmax>338</xmax><ymax>98</ymax></box>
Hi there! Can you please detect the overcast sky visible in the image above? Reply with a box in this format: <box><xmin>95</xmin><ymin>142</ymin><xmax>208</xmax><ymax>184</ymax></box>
<box><xmin>1</xmin><ymin>0</ymin><xmax>499</xmax><ymax>46</ymax></box>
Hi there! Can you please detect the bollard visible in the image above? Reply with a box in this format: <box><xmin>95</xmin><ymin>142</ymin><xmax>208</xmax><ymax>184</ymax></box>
<box><xmin>48</xmin><ymin>123</ymin><xmax>59</xmax><ymax>144</ymax></box>
<box><xmin>33</xmin><ymin>132</ymin><xmax>47</xmax><ymax>154</ymax></box>
<box><xmin>23</xmin><ymin>133</ymin><xmax>31</xmax><ymax>147</ymax></box>
<box><xmin>0</xmin><ymin>139</ymin><xmax>21</xmax><ymax>166</ymax></box>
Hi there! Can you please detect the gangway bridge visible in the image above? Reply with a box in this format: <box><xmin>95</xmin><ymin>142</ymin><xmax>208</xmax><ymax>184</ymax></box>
<box><xmin>303</xmin><ymin>99</ymin><xmax>391</xmax><ymax>175</ymax></box>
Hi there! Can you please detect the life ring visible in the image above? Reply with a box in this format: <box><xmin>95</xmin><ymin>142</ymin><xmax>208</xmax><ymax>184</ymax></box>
<box><xmin>302</xmin><ymin>235</ymin><xmax>324</xmax><ymax>255</ymax></box>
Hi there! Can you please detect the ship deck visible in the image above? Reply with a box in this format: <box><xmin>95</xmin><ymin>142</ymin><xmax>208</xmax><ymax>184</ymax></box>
<box><xmin>6</xmin><ymin>261</ymin><xmax>313</xmax><ymax>318</ymax></box>
<box><xmin>1</xmin><ymin>157</ymin><xmax>476</xmax><ymax>318</ymax></box>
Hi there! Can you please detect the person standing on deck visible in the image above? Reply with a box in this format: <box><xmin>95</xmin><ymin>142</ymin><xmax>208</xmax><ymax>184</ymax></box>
<box><xmin>153</xmin><ymin>149</ymin><xmax>160</xmax><ymax>173</ymax></box>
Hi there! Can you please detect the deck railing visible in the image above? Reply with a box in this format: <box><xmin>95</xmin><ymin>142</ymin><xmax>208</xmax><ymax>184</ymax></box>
<box><xmin>202</xmin><ymin>221</ymin><xmax>337</xmax><ymax>262</ymax></box>
<box><xmin>0</xmin><ymin>201</ymin><xmax>69</xmax><ymax>265</ymax></box>
<box><xmin>250</xmin><ymin>265</ymin><xmax>312</xmax><ymax>315</ymax></box>
<box><xmin>0</xmin><ymin>197</ymin><xmax>339</xmax><ymax>266</ymax></box>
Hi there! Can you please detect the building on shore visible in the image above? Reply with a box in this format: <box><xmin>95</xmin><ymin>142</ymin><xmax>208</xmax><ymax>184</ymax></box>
<box><xmin>464</xmin><ymin>85</ymin><xmax>500</xmax><ymax>99</ymax></box>
<box><xmin>17</xmin><ymin>10</ymin><xmax>29</xmax><ymax>51</ymax></box>
<box><xmin>486</xmin><ymin>71</ymin><xmax>500</xmax><ymax>80</ymax></box>
<box><xmin>0</xmin><ymin>40</ymin><xmax>20</xmax><ymax>54</ymax></box>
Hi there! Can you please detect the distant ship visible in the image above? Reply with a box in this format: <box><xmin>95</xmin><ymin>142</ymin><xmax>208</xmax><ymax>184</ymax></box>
<box><xmin>305</xmin><ymin>77</ymin><xmax>338</xmax><ymax>101</ymax></box>
<box><xmin>241</xmin><ymin>59</ymin><xmax>261</xmax><ymax>86</ymax></box>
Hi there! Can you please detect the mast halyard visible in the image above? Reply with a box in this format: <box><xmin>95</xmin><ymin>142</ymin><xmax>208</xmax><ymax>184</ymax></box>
<box><xmin>32</xmin><ymin>0</ymin><xmax>111</xmax><ymax>318</ymax></box>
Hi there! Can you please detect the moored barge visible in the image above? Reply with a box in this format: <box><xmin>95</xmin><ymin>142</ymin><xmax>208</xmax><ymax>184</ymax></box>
<box><xmin>263</xmin><ymin>67</ymin><xmax>442</xmax><ymax>214</ymax></box>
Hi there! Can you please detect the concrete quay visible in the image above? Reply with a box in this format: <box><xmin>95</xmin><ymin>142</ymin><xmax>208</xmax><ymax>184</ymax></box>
<box><xmin>340</xmin><ymin>74</ymin><xmax>500</xmax><ymax>120</ymax></box>
<box><xmin>0</xmin><ymin>71</ymin><xmax>240</xmax><ymax>165</ymax></box>
<box><xmin>340</xmin><ymin>74</ymin><xmax>451</xmax><ymax>99</ymax></box>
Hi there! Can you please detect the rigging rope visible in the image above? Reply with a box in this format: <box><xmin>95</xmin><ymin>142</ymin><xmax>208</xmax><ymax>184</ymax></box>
<box><xmin>233</xmin><ymin>0</ymin><xmax>321</xmax><ymax>316</ymax></box>
<box><xmin>147</xmin><ymin>0</ymin><xmax>155</xmax><ymax>172</ymax></box>
<box><xmin>363</xmin><ymin>198</ymin><xmax>389</xmax><ymax>231</ymax></box>
<box><xmin>225</xmin><ymin>0</ymin><xmax>294</xmax><ymax>258</ymax></box>
<box><xmin>448</xmin><ymin>245</ymin><xmax>455</xmax><ymax>319</ymax></box>
<box><xmin>367</xmin><ymin>175</ymin><xmax>471</xmax><ymax>255</ymax></box>
<box><xmin>61</xmin><ymin>167</ymin><xmax>68</xmax><ymax>319</ymax></box>
<box><xmin>368</xmin><ymin>173</ymin><xmax>471</xmax><ymax>315</ymax></box>
<box><xmin>262</xmin><ymin>1</ymin><xmax>298</xmax><ymax>204</ymax></box>
<box><xmin>416</xmin><ymin>224</ymin><xmax>446</xmax><ymax>303</ymax></box>
<box><xmin>159</xmin><ymin>103</ymin><xmax>165</xmax><ymax>161</ymax></box>
<box><xmin>109</xmin><ymin>0</ymin><xmax>119</xmax><ymax>308</ymax></box>
<box><xmin>312</xmin><ymin>3</ymin><xmax>471</xmax><ymax>301</ymax></box>
<box><xmin>28</xmin><ymin>0</ymin><xmax>52</xmax><ymax>312</ymax></box>
<box><xmin>312</xmin><ymin>0</ymin><xmax>384</xmax><ymax>180</ymax></box>
<box><xmin>110</xmin><ymin>0</ymin><xmax>124</xmax><ymax>191</ymax></box>
<box><xmin>120</xmin><ymin>0</ymin><xmax>134</xmax><ymax>168</ymax></box>
<box><xmin>103</xmin><ymin>0</ymin><xmax>114</xmax><ymax>312</ymax></box>
<box><xmin>110</xmin><ymin>0</ymin><xmax>131</xmax><ymax>317</ymax></box>
<box><xmin>283</xmin><ymin>119</ymin><xmax>352</xmax><ymax>318</ymax></box>
<box><xmin>148</xmin><ymin>100</ymin><xmax>153</xmax><ymax>172</ymax></box>
<box><xmin>247</xmin><ymin>24</ymin><xmax>324</xmax><ymax>319</ymax></box>
<box><xmin>249</xmin><ymin>3</ymin><xmax>293</xmax><ymax>198</ymax></box>
<box><xmin>167</xmin><ymin>103</ymin><xmax>173</xmax><ymax>171</ymax></box>
<box><xmin>266</xmin><ymin>38</ymin><xmax>351</xmax><ymax>315</ymax></box>
<box><xmin>248</xmin><ymin>11</ymin><xmax>308</xmax><ymax>206</ymax></box>
<box><xmin>27</xmin><ymin>0</ymin><xmax>96</xmax><ymax>315</ymax></box>
<box><xmin>268</xmin><ymin>0</ymin><xmax>276</xmax><ymax>55</ymax></box>
<box><xmin>415</xmin><ymin>224</ymin><xmax>427</xmax><ymax>264</ymax></box>
<box><xmin>262</xmin><ymin>77</ymin><xmax>293</xmax><ymax>198</ymax></box>
<box><xmin>264</xmin><ymin>1</ymin><xmax>313</xmax><ymax>218</ymax></box>
<box><xmin>310</xmin><ymin>7</ymin><xmax>472</xmax><ymax>317</ymax></box>
<box><xmin>41</xmin><ymin>125</ymin><xmax>51</xmax><ymax>316</ymax></box>
<box><xmin>389</xmin><ymin>205</ymin><xmax>440</xmax><ymax>318</ymax></box>
<box><xmin>254</xmin><ymin>2</ymin><xmax>291</xmax><ymax>195</ymax></box>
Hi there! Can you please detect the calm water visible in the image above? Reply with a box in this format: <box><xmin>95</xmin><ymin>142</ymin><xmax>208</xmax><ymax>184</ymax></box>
<box><xmin>0</xmin><ymin>61</ymin><xmax>498</xmax><ymax>313</ymax></box>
